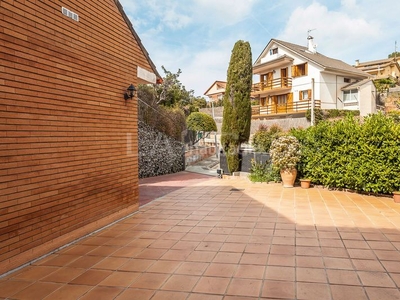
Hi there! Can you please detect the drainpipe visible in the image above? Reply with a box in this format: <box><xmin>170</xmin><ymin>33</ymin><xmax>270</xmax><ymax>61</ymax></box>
<box><xmin>311</xmin><ymin>78</ymin><xmax>315</xmax><ymax>126</ymax></box>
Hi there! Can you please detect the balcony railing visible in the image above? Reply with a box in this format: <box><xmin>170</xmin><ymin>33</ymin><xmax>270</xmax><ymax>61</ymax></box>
<box><xmin>251</xmin><ymin>99</ymin><xmax>321</xmax><ymax>117</ymax></box>
<box><xmin>252</xmin><ymin>77</ymin><xmax>292</xmax><ymax>92</ymax></box>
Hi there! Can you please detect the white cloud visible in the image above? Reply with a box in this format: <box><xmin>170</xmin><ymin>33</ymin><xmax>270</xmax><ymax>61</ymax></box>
<box><xmin>278</xmin><ymin>2</ymin><xmax>381</xmax><ymax>61</ymax></box>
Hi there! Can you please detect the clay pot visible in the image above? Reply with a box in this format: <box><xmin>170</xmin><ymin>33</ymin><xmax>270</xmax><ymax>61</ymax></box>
<box><xmin>300</xmin><ymin>179</ymin><xmax>311</xmax><ymax>189</ymax></box>
<box><xmin>394</xmin><ymin>192</ymin><xmax>400</xmax><ymax>203</ymax></box>
<box><xmin>280</xmin><ymin>169</ymin><xmax>297</xmax><ymax>188</ymax></box>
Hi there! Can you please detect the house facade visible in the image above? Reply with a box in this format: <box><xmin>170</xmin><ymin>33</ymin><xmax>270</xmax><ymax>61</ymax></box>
<box><xmin>355</xmin><ymin>57</ymin><xmax>400</xmax><ymax>81</ymax></box>
<box><xmin>0</xmin><ymin>0</ymin><xmax>159</xmax><ymax>274</ymax></box>
<box><xmin>204</xmin><ymin>81</ymin><xmax>226</xmax><ymax>104</ymax></box>
<box><xmin>252</xmin><ymin>37</ymin><xmax>374</xmax><ymax>117</ymax></box>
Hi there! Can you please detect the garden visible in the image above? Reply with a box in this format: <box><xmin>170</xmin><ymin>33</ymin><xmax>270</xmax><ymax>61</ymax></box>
<box><xmin>249</xmin><ymin>112</ymin><xmax>400</xmax><ymax>196</ymax></box>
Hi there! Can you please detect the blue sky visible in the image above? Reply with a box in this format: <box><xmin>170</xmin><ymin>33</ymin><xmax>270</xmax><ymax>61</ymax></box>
<box><xmin>119</xmin><ymin>0</ymin><xmax>399</xmax><ymax>97</ymax></box>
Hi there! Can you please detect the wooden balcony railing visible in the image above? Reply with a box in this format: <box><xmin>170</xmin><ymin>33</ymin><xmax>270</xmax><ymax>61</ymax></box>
<box><xmin>251</xmin><ymin>99</ymin><xmax>321</xmax><ymax>116</ymax></box>
<box><xmin>252</xmin><ymin>77</ymin><xmax>292</xmax><ymax>92</ymax></box>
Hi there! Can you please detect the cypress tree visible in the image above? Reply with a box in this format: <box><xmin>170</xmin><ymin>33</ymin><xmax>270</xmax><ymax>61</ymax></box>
<box><xmin>221</xmin><ymin>40</ymin><xmax>252</xmax><ymax>172</ymax></box>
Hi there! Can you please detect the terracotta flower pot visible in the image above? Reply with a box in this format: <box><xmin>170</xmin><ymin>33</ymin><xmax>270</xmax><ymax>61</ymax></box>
<box><xmin>300</xmin><ymin>179</ymin><xmax>311</xmax><ymax>189</ymax></box>
<box><xmin>280</xmin><ymin>169</ymin><xmax>297</xmax><ymax>188</ymax></box>
<box><xmin>394</xmin><ymin>192</ymin><xmax>400</xmax><ymax>203</ymax></box>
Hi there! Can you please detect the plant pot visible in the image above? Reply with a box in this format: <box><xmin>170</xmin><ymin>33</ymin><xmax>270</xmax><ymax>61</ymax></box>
<box><xmin>280</xmin><ymin>169</ymin><xmax>297</xmax><ymax>188</ymax></box>
<box><xmin>300</xmin><ymin>179</ymin><xmax>311</xmax><ymax>189</ymax></box>
<box><xmin>394</xmin><ymin>192</ymin><xmax>400</xmax><ymax>203</ymax></box>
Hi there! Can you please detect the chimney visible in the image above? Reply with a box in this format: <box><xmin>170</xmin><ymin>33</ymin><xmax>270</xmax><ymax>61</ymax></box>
<box><xmin>307</xmin><ymin>35</ymin><xmax>317</xmax><ymax>54</ymax></box>
<box><xmin>355</xmin><ymin>59</ymin><xmax>359</xmax><ymax>66</ymax></box>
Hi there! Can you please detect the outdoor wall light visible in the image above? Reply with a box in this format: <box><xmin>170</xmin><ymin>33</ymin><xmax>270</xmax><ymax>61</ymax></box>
<box><xmin>124</xmin><ymin>84</ymin><xmax>136</xmax><ymax>100</ymax></box>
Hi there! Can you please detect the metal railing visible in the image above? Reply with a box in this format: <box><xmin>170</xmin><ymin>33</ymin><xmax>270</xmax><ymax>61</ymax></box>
<box><xmin>251</xmin><ymin>99</ymin><xmax>321</xmax><ymax>116</ymax></box>
<box><xmin>252</xmin><ymin>77</ymin><xmax>292</xmax><ymax>92</ymax></box>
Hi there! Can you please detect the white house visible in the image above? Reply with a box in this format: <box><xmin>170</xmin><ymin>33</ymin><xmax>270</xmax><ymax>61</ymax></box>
<box><xmin>252</xmin><ymin>37</ymin><xmax>376</xmax><ymax>117</ymax></box>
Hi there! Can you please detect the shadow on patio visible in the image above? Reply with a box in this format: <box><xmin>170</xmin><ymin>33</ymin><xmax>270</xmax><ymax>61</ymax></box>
<box><xmin>1</xmin><ymin>175</ymin><xmax>400</xmax><ymax>299</ymax></box>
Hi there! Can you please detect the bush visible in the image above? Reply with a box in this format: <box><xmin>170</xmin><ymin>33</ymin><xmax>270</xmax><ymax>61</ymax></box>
<box><xmin>251</xmin><ymin>124</ymin><xmax>283</xmax><ymax>152</ymax></box>
<box><xmin>248</xmin><ymin>159</ymin><xmax>280</xmax><ymax>182</ymax></box>
<box><xmin>306</xmin><ymin>109</ymin><xmax>360</xmax><ymax>124</ymax></box>
<box><xmin>293</xmin><ymin>112</ymin><xmax>400</xmax><ymax>193</ymax></box>
<box><xmin>269</xmin><ymin>135</ymin><xmax>301</xmax><ymax>171</ymax></box>
<box><xmin>187</xmin><ymin>112</ymin><xmax>217</xmax><ymax>132</ymax></box>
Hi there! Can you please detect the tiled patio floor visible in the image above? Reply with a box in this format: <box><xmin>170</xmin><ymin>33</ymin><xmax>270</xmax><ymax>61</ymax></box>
<box><xmin>2</xmin><ymin>175</ymin><xmax>400</xmax><ymax>299</ymax></box>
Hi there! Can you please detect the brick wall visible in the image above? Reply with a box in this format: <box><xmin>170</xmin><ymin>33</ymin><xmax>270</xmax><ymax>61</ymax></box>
<box><xmin>0</xmin><ymin>0</ymin><xmax>157</xmax><ymax>274</ymax></box>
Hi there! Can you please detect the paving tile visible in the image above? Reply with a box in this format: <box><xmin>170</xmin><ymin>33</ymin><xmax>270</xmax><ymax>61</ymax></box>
<box><xmin>43</xmin><ymin>285</ymin><xmax>92</xmax><ymax>300</ymax></box>
<box><xmin>118</xmin><ymin>258</ymin><xmax>155</xmax><ymax>272</ymax></box>
<box><xmin>226</xmin><ymin>278</ymin><xmax>262</xmax><ymax>297</ymax></box>
<box><xmin>92</xmin><ymin>257</ymin><xmax>130</xmax><ymax>270</ymax></box>
<box><xmin>114</xmin><ymin>288</ymin><xmax>154</xmax><ymax>300</ymax></box>
<box><xmin>40</xmin><ymin>267</ymin><xmax>85</xmax><ymax>283</ymax></box>
<box><xmin>192</xmin><ymin>276</ymin><xmax>230</xmax><ymax>294</ymax></box>
<box><xmin>67</xmin><ymin>255</ymin><xmax>104</xmax><ymax>268</ymax></box>
<box><xmin>161</xmin><ymin>274</ymin><xmax>200</xmax><ymax>292</ymax></box>
<box><xmin>187</xmin><ymin>294</ymin><xmax>223</xmax><ymax>300</ymax></box>
<box><xmin>151</xmin><ymin>290</ymin><xmax>189</xmax><ymax>300</ymax></box>
<box><xmin>261</xmin><ymin>280</ymin><xmax>295</xmax><ymax>299</ymax></box>
<box><xmin>265</xmin><ymin>266</ymin><xmax>295</xmax><ymax>281</ymax></box>
<box><xmin>12</xmin><ymin>266</ymin><xmax>58</xmax><ymax>281</ymax></box>
<box><xmin>352</xmin><ymin>259</ymin><xmax>385</xmax><ymax>272</ymax></box>
<box><xmin>323</xmin><ymin>257</ymin><xmax>353</xmax><ymax>270</ymax></box>
<box><xmin>70</xmin><ymin>269</ymin><xmax>112</xmax><ymax>285</ymax></box>
<box><xmin>296</xmin><ymin>282</ymin><xmax>331</xmax><ymax>300</ymax></box>
<box><xmin>130</xmin><ymin>273</ymin><xmax>170</xmax><ymax>289</ymax></box>
<box><xmin>188</xmin><ymin>250</ymin><xmax>218</xmax><ymax>262</ymax></box>
<box><xmin>80</xmin><ymin>286</ymin><xmax>123</xmax><ymax>300</ymax></box>
<box><xmin>330</xmin><ymin>285</ymin><xmax>368</xmax><ymax>300</ymax></box>
<box><xmin>98</xmin><ymin>271</ymin><xmax>140</xmax><ymax>287</ymax></box>
<box><xmin>0</xmin><ymin>280</ymin><xmax>33</xmax><ymax>298</ymax></box>
<box><xmin>365</xmin><ymin>287</ymin><xmax>400</xmax><ymax>300</ymax></box>
<box><xmin>357</xmin><ymin>271</ymin><xmax>396</xmax><ymax>287</ymax></box>
<box><xmin>234</xmin><ymin>264</ymin><xmax>265</xmax><ymax>279</ymax></box>
<box><xmin>296</xmin><ymin>267</ymin><xmax>328</xmax><ymax>283</ymax></box>
<box><xmin>326</xmin><ymin>269</ymin><xmax>361</xmax><ymax>285</ymax></box>
<box><xmin>12</xmin><ymin>282</ymin><xmax>63</xmax><ymax>300</ymax></box>
<box><xmin>296</xmin><ymin>256</ymin><xmax>325</xmax><ymax>268</ymax></box>
<box><xmin>268</xmin><ymin>254</ymin><xmax>295</xmax><ymax>267</ymax></box>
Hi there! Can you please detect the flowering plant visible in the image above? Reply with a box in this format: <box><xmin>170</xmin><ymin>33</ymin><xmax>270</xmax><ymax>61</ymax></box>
<box><xmin>269</xmin><ymin>135</ymin><xmax>301</xmax><ymax>171</ymax></box>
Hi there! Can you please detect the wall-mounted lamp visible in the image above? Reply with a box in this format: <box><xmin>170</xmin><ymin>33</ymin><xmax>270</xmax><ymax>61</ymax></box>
<box><xmin>124</xmin><ymin>84</ymin><xmax>136</xmax><ymax>100</ymax></box>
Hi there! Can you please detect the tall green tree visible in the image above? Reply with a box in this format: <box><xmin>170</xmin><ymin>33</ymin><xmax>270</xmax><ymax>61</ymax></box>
<box><xmin>221</xmin><ymin>40</ymin><xmax>252</xmax><ymax>172</ymax></box>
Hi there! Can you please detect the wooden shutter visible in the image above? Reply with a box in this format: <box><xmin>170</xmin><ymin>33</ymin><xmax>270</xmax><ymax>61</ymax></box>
<box><xmin>291</xmin><ymin>65</ymin><xmax>296</xmax><ymax>78</ymax></box>
<box><xmin>307</xmin><ymin>89</ymin><xmax>312</xmax><ymax>99</ymax></box>
<box><xmin>299</xmin><ymin>91</ymin><xmax>303</xmax><ymax>101</ymax></box>
<box><xmin>305</xmin><ymin>63</ymin><xmax>308</xmax><ymax>76</ymax></box>
<box><xmin>288</xmin><ymin>93</ymin><xmax>293</xmax><ymax>111</ymax></box>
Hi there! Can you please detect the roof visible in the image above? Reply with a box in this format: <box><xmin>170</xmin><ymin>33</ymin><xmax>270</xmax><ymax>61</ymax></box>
<box><xmin>356</xmin><ymin>57</ymin><xmax>396</xmax><ymax>67</ymax></box>
<box><xmin>256</xmin><ymin>39</ymin><xmax>370</xmax><ymax>78</ymax></box>
<box><xmin>204</xmin><ymin>80</ymin><xmax>227</xmax><ymax>95</ymax></box>
<box><xmin>115</xmin><ymin>0</ymin><xmax>161</xmax><ymax>79</ymax></box>
<box><xmin>341</xmin><ymin>78</ymin><xmax>373</xmax><ymax>91</ymax></box>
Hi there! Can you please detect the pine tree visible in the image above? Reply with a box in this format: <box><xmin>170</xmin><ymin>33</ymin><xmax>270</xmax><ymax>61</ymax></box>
<box><xmin>221</xmin><ymin>40</ymin><xmax>252</xmax><ymax>172</ymax></box>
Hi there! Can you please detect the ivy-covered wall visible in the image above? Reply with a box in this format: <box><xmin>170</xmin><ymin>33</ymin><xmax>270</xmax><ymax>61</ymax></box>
<box><xmin>139</xmin><ymin>122</ymin><xmax>185</xmax><ymax>178</ymax></box>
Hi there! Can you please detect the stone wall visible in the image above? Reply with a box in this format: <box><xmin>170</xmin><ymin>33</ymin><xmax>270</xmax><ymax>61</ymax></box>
<box><xmin>139</xmin><ymin>122</ymin><xmax>185</xmax><ymax>178</ymax></box>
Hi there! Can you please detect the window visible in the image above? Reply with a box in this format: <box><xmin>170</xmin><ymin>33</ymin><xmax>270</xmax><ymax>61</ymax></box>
<box><xmin>299</xmin><ymin>89</ymin><xmax>311</xmax><ymax>100</ymax></box>
<box><xmin>276</xmin><ymin>94</ymin><xmax>287</xmax><ymax>105</ymax></box>
<box><xmin>270</xmin><ymin>48</ymin><xmax>278</xmax><ymax>55</ymax></box>
<box><xmin>343</xmin><ymin>89</ymin><xmax>358</xmax><ymax>102</ymax></box>
<box><xmin>291</xmin><ymin>63</ymin><xmax>308</xmax><ymax>77</ymax></box>
<box><xmin>344</xmin><ymin>78</ymin><xmax>351</xmax><ymax>83</ymax></box>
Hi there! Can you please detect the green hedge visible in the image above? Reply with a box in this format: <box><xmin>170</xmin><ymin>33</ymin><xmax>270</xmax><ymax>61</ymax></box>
<box><xmin>291</xmin><ymin>112</ymin><xmax>400</xmax><ymax>194</ymax></box>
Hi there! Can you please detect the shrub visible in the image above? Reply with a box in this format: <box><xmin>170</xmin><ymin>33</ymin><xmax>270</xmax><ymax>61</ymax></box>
<box><xmin>269</xmin><ymin>135</ymin><xmax>301</xmax><ymax>171</ymax></box>
<box><xmin>187</xmin><ymin>112</ymin><xmax>217</xmax><ymax>132</ymax></box>
<box><xmin>248</xmin><ymin>159</ymin><xmax>280</xmax><ymax>182</ymax></box>
<box><xmin>251</xmin><ymin>124</ymin><xmax>283</xmax><ymax>152</ymax></box>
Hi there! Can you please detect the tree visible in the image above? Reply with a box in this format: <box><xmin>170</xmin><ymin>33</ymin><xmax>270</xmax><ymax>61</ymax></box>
<box><xmin>221</xmin><ymin>40</ymin><xmax>252</xmax><ymax>172</ymax></box>
<box><xmin>388</xmin><ymin>51</ymin><xmax>400</xmax><ymax>59</ymax></box>
<box><xmin>187</xmin><ymin>112</ymin><xmax>217</xmax><ymax>132</ymax></box>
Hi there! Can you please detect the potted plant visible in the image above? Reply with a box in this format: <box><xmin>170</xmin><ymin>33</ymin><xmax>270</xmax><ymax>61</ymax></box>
<box><xmin>393</xmin><ymin>191</ymin><xmax>400</xmax><ymax>203</ymax></box>
<box><xmin>300</xmin><ymin>178</ymin><xmax>311</xmax><ymax>189</ymax></box>
<box><xmin>269</xmin><ymin>135</ymin><xmax>301</xmax><ymax>188</ymax></box>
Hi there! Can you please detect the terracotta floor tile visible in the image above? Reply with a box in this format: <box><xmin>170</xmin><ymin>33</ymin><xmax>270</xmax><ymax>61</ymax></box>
<box><xmin>59</xmin><ymin>245</ymin><xmax>97</xmax><ymax>255</ymax></box>
<box><xmin>296</xmin><ymin>267</ymin><xmax>328</xmax><ymax>283</ymax></box>
<box><xmin>296</xmin><ymin>256</ymin><xmax>325</xmax><ymax>268</ymax></box>
<box><xmin>268</xmin><ymin>254</ymin><xmax>295</xmax><ymax>267</ymax></box>
<box><xmin>192</xmin><ymin>276</ymin><xmax>230</xmax><ymax>294</ymax></box>
<box><xmin>79</xmin><ymin>286</ymin><xmax>123</xmax><ymax>300</ymax></box>
<box><xmin>296</xmin><ymin>282</ymin><xmax>331</xmax><ymax>300</ymax></box>
<box><xmin>92</xmin><ymin>257</ymin><xmax>130</xmax><ymax>270</ymax></box>
<box><xmin>161</xmin><ymin>274</ymin><xmax>200</xmax><ymax>292</ymax></box>
<box><xmin>226</xmin><ymin>234</ymin><xmax>251</xmax><ymax>243</ymax></box>
<box><xmin>12</xmin><ymin>266</ymin><xmax>57</xmax><ymax>281</ymax></box>
<box><xmin>98</xmin><ymin>271</ymin><xmax>140</xmax><ymax>287</ymax></box>
<box><xmin>135</xmin><ymin>248</ymin><xmax>167</xmax><ymax>259</ymax></box>
<box><xmin>343</xmin><ymin>240</ymin><xmax>370</xmax><ymax>249</ymax></box>
<box><xmin>323</xmin><ymin>257</ymin><xmax>353</xmax><ymax>270</ymax></box>
<box><xmin>87</xmin><ymin>245</ymin><xmax>119</xmax><ymax>256</ymax></box>
<box><xmin>146</xmin><ymin>260</ymin><xmax>181</xmax><ymax>274</ymax></box>
<box><xmin>70</xmin><ymin>269</ymin><xmax>112</xmax><ymax>285</ymax></box>
<box><xmin>270</xmin><ymin>244</ymin><xmax>295</xmax><ymax>255</ymax></box>
<box><xmin>327</xmin><ymin>269</ymin><xmax>361</xmax><ymax>285</ymax></box>
<box><xmin>175</xmin><ymin>262</ymin><xmax>208</xmax><ymax>275</ymax></box>
<box><xmin>118</xmin><ymin>259</ymin><xmax>154</xmax><ymax>272</ymax></box>
<box><xmin>115</xmin><ymin>288</ymin><xmax>154</xmax><ymax>300</ymax></box>
<box><xmin>67</xmin><ymin>255</ymin><xmax>104</xmax><ymax>269</ymax></box>
<box><xmin>187</xmin><ymin>294</ymin><xmax>223</xmax><ymax>300</ymax></box>
<box><xmin>42</xmin><ymin>284</ymin><xmax>92</xmax><ymax>300</ymax></box>
<box><xmin>151</xmin><ymin>290</ymin><xmax>189</xmax><ymax>300</ymax></box>
<box><xmin>347</xmin><ymin>249</ymin><xmax>376</xmax><ymax>260</ymax></box>
<box><xmin>130</xmin><ymin>273</ymin><xmax>170</xmax><ymax>289</ymax></box>
<box><xmin>187</xmin><ymin>250</ymin><xmax>217</xmax><ymax>262</ymax></box>
<box><xmin>352</xmin><ymin>259</ymin><xmax>385</xmax><ymax>272</ymax></box>
<box><xmin>265</xmin><ymin>266</ymin><xmax>295</xmax><ymax>281</ymax></box>
<box><xmin>330</xmin><ymin>285</ymin><xmax>368</xmax><ymax>300</ymax></box>
<box><xmin>374</xmin><ymin>250</ymin><xmax>400</xmax><ymax>261</ymax></box>
<box><xmin>261</xmin><ymin>280</ymin><xmax>295</xmax><ymax>299</ymax></box>
<box><xmin>234</xmin><ymin>264</ymin><xmax>265</xmax><ymax>279</ymax></box>
<box><xmin>321</xmin><ymin>247</ymin><xmax>349</xmax><ymax>258</ymax></box>
<box><xmin>365</xmin><ymin>287</ymin><xmax>400</xmax><ymax>300</ymax></box>
<box><xmin>226</xmin><ymin>278</ymin><xmax>262</xmax><ymax>297</ymax></box>
<box><xmin>380</xmin><ymin>260</ymin><xmax>400</xmax><ymax>272</ymax></box>
<box><xmin>245</xmin><ymin>243</ymin><xmax>270</xmax><ymax>254</ymax></box>
<box><xmin>220</xmin><ymin>242</ymin><xmax>247</xmax><ymax>253</ymax></box>
<box><xmin>240</xmin><ymin>253</ymin><xmax>268</xmax><ymax>265</ymax></box>
<box><xmin>12</xmin><ymin>282</ymin><xmax>63</xmax><ymax>300</ymax></box>
<box><xmin>161</xmin><ymin>249</ymin><xmax>192</xmax><ymax>261</ymax></box>
<box><xmin>204</xmin><ymin>263</ymin><xmax>237</xmax><ymax>277</ymax></box>
<box><xmin>357</xmin><ymin>271</ymin><xmax>396</xmax><ymax>287</ymax></box>
<box><xmin>0</xmin><ymin>280</ymin><xmax>32</xmax><ymax>298</ymax></box>
<box><xmin>296</xmin><ymin>246</ymin><xmax>322</xmax><ymax>256</ymax></box>
<box><xmin>182</xmin><ymin>233</ymin><xmax>207</xmax><ymax>241</ymax></box>
<box><xmin>196</xmin><ymin>241</ymin><xmax>223</xmax><ymax>251</ymax></box>
<box><xmin>40</xmin><ymin>267</ymin><xmax>85</xmax><ymax>283</ymax></box>
<box><xmin>110</xmin><ymin>246</ymin><xmax>144</xmax><ymax>257</ymax></box>
<box><xmin>203</xmin><ymin>234</ymin><xmax>228</xmax><ymax>242</ymax></box>
<box><xmin>172</xmin><ymin>241</ymin><xmax>200</xmax><ymax>251</ymax></box>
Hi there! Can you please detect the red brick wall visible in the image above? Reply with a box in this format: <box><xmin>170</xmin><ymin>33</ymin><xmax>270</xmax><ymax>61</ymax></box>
<box><xmin>0</xmin><ymin>0</ymin><xmax>155</xmax><ymax>273</ymax></box>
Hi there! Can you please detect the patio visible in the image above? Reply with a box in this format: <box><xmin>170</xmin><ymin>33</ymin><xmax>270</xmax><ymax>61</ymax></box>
<box><xmin>1</xmin><ymin>173</ymin><xmax>400</xmax><ymax>300</ymax></box>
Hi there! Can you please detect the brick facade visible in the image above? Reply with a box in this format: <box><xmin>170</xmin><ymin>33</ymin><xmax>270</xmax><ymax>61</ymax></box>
<box><xmin>0</xmin><ymin>0</ymin><xmax>158</xmax><ymax>274</ymax></box>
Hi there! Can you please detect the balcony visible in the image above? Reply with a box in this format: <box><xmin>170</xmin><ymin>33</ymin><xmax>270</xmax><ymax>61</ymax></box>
<box><xmin>251</xmin><ymin>99</ymin><xmax>321</xmax><ymax>117</ymax></box>
<box><xmin>252</xmin><ymin>77</ymin><xmax>292</xmax><ymax>95</ymax></box>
